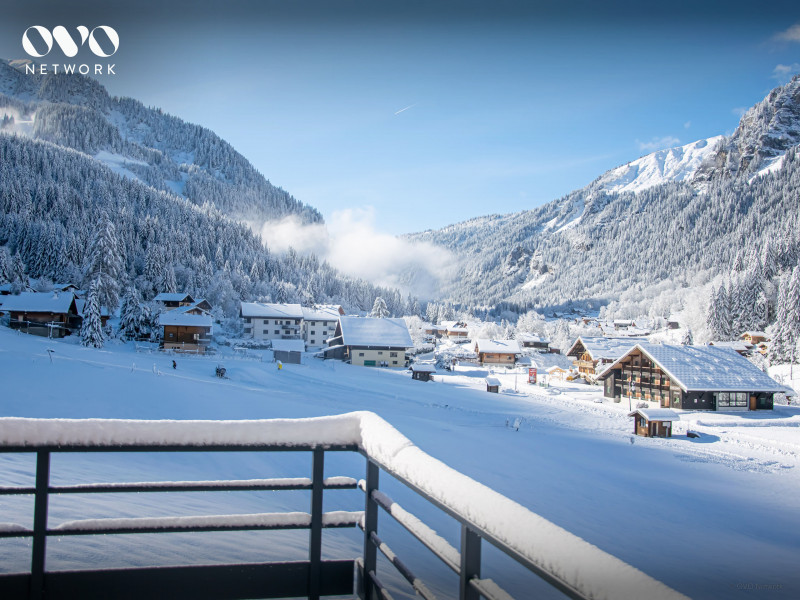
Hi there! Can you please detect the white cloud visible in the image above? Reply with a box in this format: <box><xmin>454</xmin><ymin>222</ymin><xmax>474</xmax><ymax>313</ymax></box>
<box><xmin>636</xmin><ymin>136</ymin><xmax>681</xmax><ymax>152</ymax></box>
<box><xmin>257</xmin><ymin>208</ymin><xmax>456</xmax><ymax>299</ymax></box>
<box><xmin>771</xmin><ymin>63</ymin><xmax>800</xmax><ymax>83</ymax></box>
<box><xmin>774</xmin><ymin>23</ymin><xmax>800</xmax><ymax>42</ymax></box>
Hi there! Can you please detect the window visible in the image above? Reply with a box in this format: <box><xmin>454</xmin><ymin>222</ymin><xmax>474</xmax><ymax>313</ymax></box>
<box><xmin>244</xmin><ymin>317</ymin><xmax>251</xmax><ymax>323</ymax></box>
<box><xmin>392</xmin><ymin>361</ymin><xmax>398</xmax><ymax>365</ymax></box>
<box><xmin>359</xmin><ymin>352</ymin><xmax>365</xmax><ymax>357</ymax></box>
<box><xmin>274</xmin><ymin>330</ymin><xmax>279</xmax><ymax>334</ymax></box>
<box><xmin>311</xmin><ymin>331</ymin><xmax>316</xmax><ymax>335</ymax></box>
<box><xmin>244</xmin><ymin>327</ymin><xmax>252</xmax><ymax>334</ymax></box>
<box><xmin>263</xmin><ymin>330</ymin><xmax>269</xmax><ymax>334</ymax></box>
<box><xmin>390</xmin><ymin>352</ymin><xmax>397</xmax><ymax>357</ymax></box>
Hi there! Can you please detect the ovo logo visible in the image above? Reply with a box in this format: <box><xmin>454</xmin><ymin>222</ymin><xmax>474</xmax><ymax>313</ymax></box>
<box><xmin>22</xmin><ymin>26</ymin><xmax>119</xmax><ymax>58</ymax></box>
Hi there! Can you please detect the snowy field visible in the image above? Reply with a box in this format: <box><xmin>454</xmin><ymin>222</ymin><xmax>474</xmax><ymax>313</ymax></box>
<box><xmin>1</xmin><ymin>328</ymin><xmax>799</xmax><ymax>599</ymax></box>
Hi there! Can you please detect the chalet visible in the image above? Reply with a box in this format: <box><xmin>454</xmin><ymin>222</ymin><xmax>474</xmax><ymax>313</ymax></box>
<box><xmin>0</xmin><ymin>292</ymin><xmax>78</xmax><ymax>338</ymax></box>
<box><xmin>240</xmin><ymin>303</ymin><xmax>304</xmax><ymax>342</ymax></box>
<box><xmin>153</xmin><ymin>292</ymin><xmax>196</xmax><ymax>309</ymax></box>
<box><xmin>485</xmin><ymin>377</ymin><xmax>501</xmax><ymax>393</ymax></box>
<box><xmin>627</xmin><ymin>408</ymin><xmax>680</xmax><ymax>438</ymax></box>
<box><xmin>597</xmin><ymin>343</ymin><xmax>793</xmax><ymax>411</ymax></box>
<box><xmin>474</xmin><ymin>339</ymin><xmax>521</xmax><ymax>365</ymax></box>
<box><xmin>613</xmin><ymin>320</ymin><xmax>635</xmax><ymax>331</ymax></box>
<box><xmin>565</xmin><ymin>336</ymin><xmax>647</xmax><ymax>379</ymax></box>
<box><xmin>324</xmin><ymin>317</ymin><xmax>412</xmax><ymax>368</ymax></box>
<box><xmin>741</xmin><ymin>331</ymin><xmax>769</xmax><ymax>345</ymax></box>
<box><xmin>517</xmin><ymin>333</ymin><xmax>550</xmax><ymax>351</ymax></box>
<box><xmin>193</xmin><ymin>298</ymin><xmax>213</xmax><ymax>313</ymax></box>
<box><xmin>271</xmin><ymin>339</ymin><xmax>305</xmax><ymax>365</ymax></box>
<box><xmin>301</xmin><ymin>305</ymin><xmax>343</xmax><ymax>347</ymax></box>
<box><xmin>159</xmin><ymin>312</ymin><xmax>213</xmax><ymax>353</ymax></box>
<box><xmin>445</xmin><ymin>326</ymin><xmax>470</xmax><ymax>340</ymax></box>
<box><xmin>708</xmin><ymin>340</ymin><xmax>752</xmax><ymax>356</ymax></box>
<box><xmin>410</xmin><ymin>363</ymin><xmax>436</xmax><ymax>382</ymax></box>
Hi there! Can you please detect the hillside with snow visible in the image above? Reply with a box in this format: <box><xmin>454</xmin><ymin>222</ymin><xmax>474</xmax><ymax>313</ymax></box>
<box><xmin>407</xmin><ymin>76</ymin><xmax>800</xmax><ymax>312</ymax></box>
<box><xmin>1</xmin><ymin>329</ymin><xmax>799</xmax><ymax>598</ymax></box>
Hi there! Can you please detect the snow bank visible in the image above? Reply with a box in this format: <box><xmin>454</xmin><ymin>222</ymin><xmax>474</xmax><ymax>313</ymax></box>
<box><xmin>0</xmin><ymin>412</ymin><xmax>687</xmax><ymax>599</ymax></box>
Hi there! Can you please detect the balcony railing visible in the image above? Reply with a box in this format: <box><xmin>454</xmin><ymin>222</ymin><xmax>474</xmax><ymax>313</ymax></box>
<box><xmin>0</xmin><ymin>413</ymin><xmax>688</xmax><ymax>600</ymax></box>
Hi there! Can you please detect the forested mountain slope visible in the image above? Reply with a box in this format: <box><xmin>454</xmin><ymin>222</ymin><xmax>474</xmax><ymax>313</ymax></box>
<box><xmin>408</xmin><ymin>77</ymin><xmax>800</xmax><ymax>312</ymax></box>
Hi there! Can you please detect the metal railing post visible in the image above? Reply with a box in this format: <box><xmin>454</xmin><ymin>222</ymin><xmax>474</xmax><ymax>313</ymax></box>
<box><xmin>459</xmin><ymin>524</ymin><xmax>481</xmax><ymax>600</ymax></box>
<box><xmin>308</xmin><ymin>448</ymin><xmax>324</xmax><ymax>600</ymax></box>
<box><xmin>30</xmin><ymin>451</ymin><xmax>50</xmax><ymax>600</ymax></box>
<box><xmin>360</xmin><ymin>460</ymin><xmax>379</xmax><ymax>599</ymax></box>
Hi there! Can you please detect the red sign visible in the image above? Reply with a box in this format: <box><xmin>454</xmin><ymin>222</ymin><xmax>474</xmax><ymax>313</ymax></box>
<box><xmin>528</xmin><ymin>368</ymin><xmax>537</xmax><ymax>384</ymax></box>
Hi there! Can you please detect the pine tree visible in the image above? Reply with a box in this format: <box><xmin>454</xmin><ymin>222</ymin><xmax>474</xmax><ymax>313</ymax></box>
<box><xmin>118</xmin><ymin>286</ymin><xmax>149</xmax><ymax>341</ymax></box>
<box><xmin>83</xmin><ymin>212</ymin><xmax>123</xmax><ymax>311</ymax></box>
<box><xmin>681</xmin><ymin>327</ymin><xmax>694</xmax><ymax>346</ymax></box>
<box><xmin>371</xmin><ymin>296</ymin><xmax>389</xmax><ymax>318</ymax></box>
<box><xmin>81</xmin><ymin>279</ymin><xmax>105</xmax><ymax>348</ymax></box>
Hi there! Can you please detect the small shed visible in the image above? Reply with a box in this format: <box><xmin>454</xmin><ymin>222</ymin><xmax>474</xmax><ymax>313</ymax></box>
<box><xmin>272</xmin><ymin>339</ymin><xmax>305</xmax><ymax>365</ymax></box>
<box><xmin>411</xmin><ymin>364</ymin><xmax>436</xmax><ymax>382</ymax></box>
<box><xmin>627</xmin><ymin>408</ymin><xmax>680</xmax><ymax>438</ymax></box>
<box><xmin>485</xmin><ymin>376</ymin><xmax>501</xmax><ymax>393</ymax></box>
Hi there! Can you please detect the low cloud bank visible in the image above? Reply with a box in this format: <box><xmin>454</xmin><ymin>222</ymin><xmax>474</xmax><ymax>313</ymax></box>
<box><xmin>259</xmin><ymin>208</ymin><xmax>456</xmax><ymax>299</ymax></box>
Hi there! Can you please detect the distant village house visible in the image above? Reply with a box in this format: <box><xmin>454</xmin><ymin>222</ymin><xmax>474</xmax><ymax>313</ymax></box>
<box><xmin>324</xmin><ymin>316</ymin><xmax>412</xmax><ymax>368</ymax></box>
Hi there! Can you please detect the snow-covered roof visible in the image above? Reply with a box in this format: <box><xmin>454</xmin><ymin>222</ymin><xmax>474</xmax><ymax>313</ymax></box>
<box><xmin>485</xmin><ymin>377</ymin><xmax>501</xmax><ymax>386</ymax></box>
<box><xmin>424</xmin><ymin>324</ymin><xmax>447</xmax><ymax>331</ymax></box>
<box><xmin>240</xmin><ymin>302</ymin><xmax>303</xmax><ymax>319</ymax></box>
<box><xmin>158</xmin><ymin>312</ymin><xmax>213</xmax><ymax>327</ymax></box>
<box><xmin>627</xmin><ymin>408</ymin><xmax>680</xmax><ymax>422</ymax></box>
<box><xmin>170</xmin><ymin>304</ymin><xmax>210</xmax><ymax>316</ymax></box>
<box><xmin>601</xmin><ymin>343</ymin><xmax>790</xmax><ymax>393</ymax></box>
<box><xmin>339</xmin><ymin>316</ymin><xmax>413</xmax><ymax>348</ymax></box>
<box><xmin>271</xmin><ymin>339</ymin><xmax>305</xmax><ymax>353</ymax></box>
<box><xmin>301</xmin><ymin>305</ymin><xmax>342</xmax><ymax>321</ymax></box>
<box><xmin>0</xmin><ymin>291</ymin><xmax>75</xmax><ymax>314</ymax></box>
<box><xmin>709</xmin><ymin>341</ymin><xmax>751</xmax><ymax>352</ymax></box>
<box><xmin>517</xmin><ymin>333</ymin><xmax>549</xmax><ymax>344</ymax></box>
<box><xmin>447</xmin><ymin>327</ymin><xmax>469</xmax><ymax>334</ymax></box>
<box><xmin>411</xmin><ymin>364</ymin><xmax>437</xmax><ymax>373</ymax></box>
<box><xmin>741</xmin><ymin>331</ymin><xmax>768</xmax><ymax>338</ymax></box>
<box><xmin>475</xmin><ymin>339</ymin><xmax>521</xmax><ymax>354</ymax></box>
<box><xmin>154</xmin><ymin>293</ymin><xmax>195</xmax><ymax>303</ymax></box>
<box><xmin>566</xmin><ymin>336</ymin><xmax>647</xmax><ymax>361</ymax></box>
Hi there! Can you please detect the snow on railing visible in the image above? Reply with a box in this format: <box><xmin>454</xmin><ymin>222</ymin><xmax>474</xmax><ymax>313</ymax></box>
<box><xmin>0</xmin><ymin>412</ymin><xmax>688</xmax><ymax>600</ymax></box>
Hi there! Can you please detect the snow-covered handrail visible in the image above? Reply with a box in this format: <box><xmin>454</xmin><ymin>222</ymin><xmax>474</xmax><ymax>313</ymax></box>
<box><xmin>0</xmin><ymin>412</ymin><xmax>688</xmax><ymax>600</ymax></box>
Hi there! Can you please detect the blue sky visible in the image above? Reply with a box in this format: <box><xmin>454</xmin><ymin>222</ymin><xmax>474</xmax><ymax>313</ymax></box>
<box><xmin>2</xmin><ymin>1</ymin><xmax>800</xmax><ymax>235</ymax></box>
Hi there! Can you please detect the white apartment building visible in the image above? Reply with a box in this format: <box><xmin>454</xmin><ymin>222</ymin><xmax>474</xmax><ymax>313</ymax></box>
<box><xmin>239</xmin><ymin>302</ymin><xmax>343</xmax><ymax>347</ymax></box>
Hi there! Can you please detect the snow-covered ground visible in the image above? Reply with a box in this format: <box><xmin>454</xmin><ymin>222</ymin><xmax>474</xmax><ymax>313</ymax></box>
<box><xmin>1</xmin><ymin>328</ymin><xmax>799</xmax><ymax>599</ymax></box>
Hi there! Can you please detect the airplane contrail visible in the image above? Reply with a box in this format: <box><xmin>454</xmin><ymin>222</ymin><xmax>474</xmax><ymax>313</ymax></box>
<box><xmin>394</xmin><ymin>103</ymin><xmax>417</xmax><ymax>115</ymax></box>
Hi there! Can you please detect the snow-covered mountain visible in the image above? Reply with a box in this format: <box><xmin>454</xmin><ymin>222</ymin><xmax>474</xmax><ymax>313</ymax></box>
<box><xmin>407</xmin><ymin>76</ymin><xmax>800</xmax><ymax>311</ymax></box>
<box><xmin>593</xmin><ymin>136</ymin><xmax>724</xmax><ymax>195</ymax></box>
<box><xmin>0</xmin><ymin>58</ymin><xmax>321</xmax><ymax>227</ymax></box>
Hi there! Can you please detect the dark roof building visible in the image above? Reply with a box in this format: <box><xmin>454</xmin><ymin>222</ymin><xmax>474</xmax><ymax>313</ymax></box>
<box><xmin>597</xmin><ymin>343</ymin><xmax>792</xmax><ymax>411</ymax></box>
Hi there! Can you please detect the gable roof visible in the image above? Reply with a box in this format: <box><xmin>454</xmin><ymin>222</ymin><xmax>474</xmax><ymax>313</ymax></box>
<box><xmin>0</xmin><ymin>292</ymin><xmax>76</xmax><ymax>314</ymax></box>
<box><xmin>153</xmin><ymin>293</ymin><xmax>195</xmax><ymax>303</ymax></box>
<box><xmin>565</xmin><ymin>336</ymin><xmax>647</xmax><ymax>361</ymax></box>
<box><xmin>240</xmin><ymin>302</ymin><xmax>304</xmax><ymax>319</ymax></box>
<box><xmin>411</xmin><ymin>363</ymin><xmax>437</xmax><ymax>373</ymax></box>
<box><xmin>627</xmin><ymin>408</ymin><xmax>680</xmax><ymax>422</ymax></box>
<box><xmin>599</xmin><ymin>343</ymin><xmax>790</xmax><ymax>394</ymax></box>
<box><xmin>338</xmin><ymin>316</ymin><xmax>412</xmax><ymax>348</ymax></box>
<box><xmin>158</xmin><ymin>312</ymin><xmax>213</xmax><ymax>328</ymax></box>
<box><xmin>475</xmin><ymin>339</ymin><xmax>521</xmax><ymax>354</ymax></box>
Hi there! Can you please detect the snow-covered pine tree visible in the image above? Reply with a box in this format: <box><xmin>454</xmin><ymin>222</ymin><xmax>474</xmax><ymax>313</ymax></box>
<box><xmin>118</xmin><ymin>286</ymin><xmax>149</xmax><ymax>341</ymax></box>
<box><xmin>160</xmin><ymin>265</ymin><xmax>177</xmax><ymax>294</ymax></box>
<box><xmin>0</xmin><ymin>246</ymin><xmax>11</xmax><ymax>283</ymax></box>
<box><xmin>681</xmin><ymin>327</ymin><xmax>694</xmax><ymax>346</ymax></box>
<box><xmin>83</xmin><ymin>212</ymin><xmax>123</xmax><ymax>311</ymax></box>
<box><xmin>371</xmin><ymin>296</ymin><xmax>389</xmax><ymax>318</ymax></box>
<box><xmin>81</xmin><ymin>279</ymin><xmax>105</xmax><ymax>348</ymax></box>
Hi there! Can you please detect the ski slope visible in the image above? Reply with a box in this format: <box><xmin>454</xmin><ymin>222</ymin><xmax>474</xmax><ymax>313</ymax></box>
<box><xmin>1</xmin><ymin>328</ymin><xmax>799</xmax><ymax>599</ymax></box>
